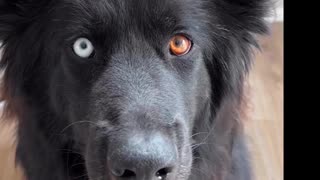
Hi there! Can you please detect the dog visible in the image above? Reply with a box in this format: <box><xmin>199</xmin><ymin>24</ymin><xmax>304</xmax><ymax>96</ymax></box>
<box><xmin>0</xmin><ymin>0</ymin><xmax>269</xmax><ymax>180</ymax></box>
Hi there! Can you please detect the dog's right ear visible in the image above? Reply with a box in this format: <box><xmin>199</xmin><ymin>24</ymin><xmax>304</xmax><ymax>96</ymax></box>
<box><xmin>0</xmin><ymin>0</ymin><xmax>8</xmax><ymax>6</ymax></box>
<box><xmin>1</xmin><ymin>0</ymin><xmax>50</xmax><ymax>118</ymax></box>
<box><xmin>0</xmin><ymin>0</ymin><xmax>23</xmax><ymax>13</ymax></box>
<box><xmin>0</xmin><ymin>0</ymin><xmax>47</xmax><ymax>42</ymax></box>
<box><xmin>0</xmin><ymin>0</ymin><xmax>24</xmax><ymax>42</ymax></box>
<box><xmin>0</xmin><ymin>0</ymin><xmax>36</xmax><ymax>8</ymax></box>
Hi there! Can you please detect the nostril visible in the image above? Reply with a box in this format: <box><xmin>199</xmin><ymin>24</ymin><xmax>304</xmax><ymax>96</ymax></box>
<box><xmin>120</xmin><ymin>169</ymin><xmax>136</xmax><ymax>178</ymax></box>
<box><xmin>155</xmin><ymin>167</ymin><xmax>172</xmax><ymax>179</ymax></box>
<box><xmin>111</xmin><ymin>169</ymin><xmax>136</xmax><ymax>178</ymax></box>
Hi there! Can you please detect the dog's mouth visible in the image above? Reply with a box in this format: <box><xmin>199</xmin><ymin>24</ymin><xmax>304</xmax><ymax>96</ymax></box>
<box><xmin>80</xmin><ymin>120</ymin><xmax>193</xmax><ymax>180</ymax></box>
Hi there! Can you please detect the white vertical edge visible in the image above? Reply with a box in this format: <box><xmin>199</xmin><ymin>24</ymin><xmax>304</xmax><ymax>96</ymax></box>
<box><xmin>266</xmin><ymin>7</ymin><xmax>284</xmax><ymax>23</ymax></box>
<box><xmin>266</xmin><ymin>0</ymin><xmax>284</xmax><ymax>23</ymax></box>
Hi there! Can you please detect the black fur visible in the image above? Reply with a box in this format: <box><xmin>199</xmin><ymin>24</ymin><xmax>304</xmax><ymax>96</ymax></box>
<box><xmin>0</xmin><ymin>0</ymin><xmax>269</xmax><ymax>180</ymax></box>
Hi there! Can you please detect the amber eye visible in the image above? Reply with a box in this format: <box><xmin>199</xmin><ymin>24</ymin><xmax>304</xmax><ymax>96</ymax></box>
<box><xmin>169</xmin><ymin>35</ymin><xmax>192</xmax><ymax>56</ymax></box>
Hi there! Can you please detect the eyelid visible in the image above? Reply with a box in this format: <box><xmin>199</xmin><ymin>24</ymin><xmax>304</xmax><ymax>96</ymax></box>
<box><xmin>171</xmin><ymin>26</ymin><xmax>193</xmax><ymax>38</ymax></box>
<box><xmin>170</xmin><ymin>32</ymin><xmax>194</xmax><ymax>48</ymax></box>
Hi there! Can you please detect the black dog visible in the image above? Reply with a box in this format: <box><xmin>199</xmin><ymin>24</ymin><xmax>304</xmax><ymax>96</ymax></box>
<box><xmin>0</xmin><ymin>0</ymin><xmax>269</xmax><ymax>180</ymax></box>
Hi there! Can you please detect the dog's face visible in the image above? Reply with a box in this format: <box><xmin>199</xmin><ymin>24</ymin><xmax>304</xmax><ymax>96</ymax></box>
<box><xmin>0</xmin><ymin>0</ymin><xmax>268</xmax><ymax>179</ymax></box>
<box><xmin>48</xmin><ymin>1</ymin><xmax>212</xmax><ymax>179</ymax></box>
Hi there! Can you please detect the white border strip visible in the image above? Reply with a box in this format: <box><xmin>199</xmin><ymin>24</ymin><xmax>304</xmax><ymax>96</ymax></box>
<box><xmin>273</xmin><ymin>7</ymin><xmax>283</xmax><ymax>22</ymax></box>
<box><xmin>266</xmin><ymin>7</ymin><xmax>284</xmax><ymax>23</ymax></box>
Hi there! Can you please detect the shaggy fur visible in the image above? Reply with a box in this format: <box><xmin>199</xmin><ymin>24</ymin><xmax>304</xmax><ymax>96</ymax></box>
<box><xmin>0</xmin><ymin>0</ymin><xmax>269</xmax><ymax>180</ymax></box>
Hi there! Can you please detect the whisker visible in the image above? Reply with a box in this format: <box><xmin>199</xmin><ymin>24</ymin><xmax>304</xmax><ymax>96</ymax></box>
<box><xmin>60</xmin><ymin>121</ymin><xmax>101</xmax><ymax>133</ymax></box>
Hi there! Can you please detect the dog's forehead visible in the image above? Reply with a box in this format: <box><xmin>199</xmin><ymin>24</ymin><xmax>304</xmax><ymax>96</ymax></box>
<box><xmin>56</xmin><ymin>0</ymin><xmax>205</xmax><ymax>26</ymax></box>
<box><xmin>50</xmin><ymin>0</ymin><xmax>211</xmax><ymax>48</ymax></box>
<box><xmin>62</xmin><ymin>0</ymin><xmax>181</xmax><ymax>18</ymax></box>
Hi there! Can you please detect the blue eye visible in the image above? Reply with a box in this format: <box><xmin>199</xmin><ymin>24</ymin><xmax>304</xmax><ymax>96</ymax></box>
<box><xmin>73</xmin><ymin>38</ymin><xmax>94</xmax><ymax>58</ymax></box>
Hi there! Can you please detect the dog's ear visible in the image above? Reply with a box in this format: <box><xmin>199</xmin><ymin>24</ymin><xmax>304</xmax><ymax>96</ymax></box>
<box><xmin>0</xmin><ymin>0</ymin><xmax>26</xmax><ymax>42</ymax></box>
<box><xmin>0</xmin><ymin>0</ymin><xmax>45</xmax><ymax>8</ymax></box>
<box><xmin>0</xmin><ymin>0</ymin><xmax>11</xmax><ymax>6</ymax></box>
<box><xmin>0</xmin><ymin>0</ymin><xmax>51</xmax><ymax>118</ymax></box>
<box><xmin>216</xmin><ymin>0</ymin><xmax>271</xmax><ymax>34</ymax></box>
<box><xmin>0</xmin><ymin>0</ymin><xmax>49</xmax><ymax>42</ymax></box>
<box><xmin>0</xmin><ymin>1</ymin><xmax>18</xmax><ymax>41</ymax></box>
<box><xmin>200</xmin><ymin>0</ymin><xmax>270</xmax><ymax>109</ymax></box>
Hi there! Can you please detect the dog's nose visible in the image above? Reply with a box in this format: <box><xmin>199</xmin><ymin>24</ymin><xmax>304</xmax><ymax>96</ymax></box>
<box><xmin>108</xmin><ymin>133</ymin><xmax>177</xmax><ymax>179</ymax></box>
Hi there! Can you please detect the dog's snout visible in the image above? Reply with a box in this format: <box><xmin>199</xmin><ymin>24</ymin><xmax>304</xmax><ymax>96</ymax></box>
<box><xmin>108</xmin><ymin>133</ymin><xmax>177</xmax><ymax>179</ymax></box>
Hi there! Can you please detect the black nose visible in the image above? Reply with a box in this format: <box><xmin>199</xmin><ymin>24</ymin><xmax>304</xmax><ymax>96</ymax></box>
<box><xmin>108</xmin><ymin>133</ymin><xmax>177</xmax><ymax>179</ymax></box>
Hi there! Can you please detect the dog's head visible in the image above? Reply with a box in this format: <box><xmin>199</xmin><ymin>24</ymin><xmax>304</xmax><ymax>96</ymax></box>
<box><xmin>0</xmin><ymin>0</ymin><xmax>268</xmax><ymax>179</ymax></box>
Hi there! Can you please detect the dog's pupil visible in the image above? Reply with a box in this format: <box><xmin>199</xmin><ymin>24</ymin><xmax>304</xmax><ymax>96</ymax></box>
<box><xmin>80</xmin><ymin>42</ymin><xmax>87</xmax><ymax>49</ymax></box>
<box><xmin>174</xmin><ymin>39</ymin><xmax>183</xmax><ymax>47</ymax></box>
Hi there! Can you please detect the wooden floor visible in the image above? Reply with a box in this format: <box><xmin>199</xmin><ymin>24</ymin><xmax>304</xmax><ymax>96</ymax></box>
<box><xmin>0</xmin><ymin>22</ymin><xmax>283</xmax><ymax>180</ymax></box>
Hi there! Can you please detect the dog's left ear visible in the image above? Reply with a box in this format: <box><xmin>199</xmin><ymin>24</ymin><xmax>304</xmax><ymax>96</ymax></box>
<box><xmin>215</xmin><ymin>0</ymin><xmax>270</xmax><ymax>34</ymax></box>
<box><xmin>0</xmin><ymin>1</ymin><xmax>18</xmax><ymax>38</ymax></box>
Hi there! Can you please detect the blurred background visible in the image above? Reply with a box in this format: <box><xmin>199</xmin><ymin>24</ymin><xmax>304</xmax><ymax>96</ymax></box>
<box><xmin>0</xmin><ymin>1</ymin><xmax>283</xmax><ymax>180</ymax></box>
